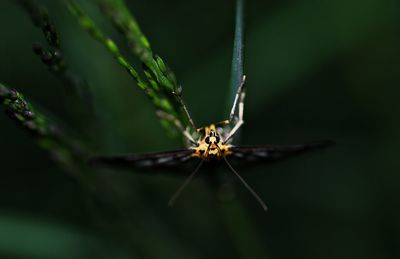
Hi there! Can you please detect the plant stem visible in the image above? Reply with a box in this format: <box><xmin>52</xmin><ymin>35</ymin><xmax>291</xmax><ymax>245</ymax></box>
<box><xmin>66</xmin><ymin>0</ymin><xmax>193</xmax><ymax>137</ymax></box>
<box><xmin>0</xmin><ymin>83</ymin><xmax>88</xmax><ymax>175</ymax></box>
<box><xmin>96</xmin><ymin>0</ymin><xmax>196</xmax><ymax>131</ymax></box>
<box><xmin>228</xmin><ymin>0</ymin><xmax>245</xmax><ymax>112</ymax></box>
<box><xmin>221</xmin><ymin>1</ymin><xmax>270</xmax><ymax>258</ymax></box>
<box><xmin>18</xmin><ymin>0</ymin><xmax>93</xmax><ymax>105</ymax></box>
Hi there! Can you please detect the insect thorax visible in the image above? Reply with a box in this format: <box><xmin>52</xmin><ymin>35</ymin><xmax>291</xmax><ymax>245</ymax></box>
<box><xmin>191</xmin><ymin>124</ymin><xmax>232</xmax><ymax>159</ymax></box>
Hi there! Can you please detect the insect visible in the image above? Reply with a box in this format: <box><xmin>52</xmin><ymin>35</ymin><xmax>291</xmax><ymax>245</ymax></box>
<box><xmin>93</xmin><ymin>76</ymin><xmax>333</xmax><ymax>211</ymax></box>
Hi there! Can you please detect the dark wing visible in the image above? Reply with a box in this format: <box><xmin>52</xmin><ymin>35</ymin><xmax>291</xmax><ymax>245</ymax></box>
<box><xmin>91</xmin><ymin>149</ymin><xmax>196</xmax><ymax>171</ymax></box>
<box><xmin>229</xmin><ymin>140</ymin><xmax>334</xmax><ymax>163</ymax></box>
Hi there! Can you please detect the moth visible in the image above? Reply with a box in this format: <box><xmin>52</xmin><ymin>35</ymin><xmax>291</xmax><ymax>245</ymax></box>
<box><xmin>93</xmin><ymin>76</ymin><xmax>333</xmax><ymax>210</ymax></box>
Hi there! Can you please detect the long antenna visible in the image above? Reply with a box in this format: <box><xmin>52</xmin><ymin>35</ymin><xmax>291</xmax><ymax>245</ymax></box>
<box><xmin>229</xmin><ymin>75</ymin><xmax>246</xmax><ymax>122</ymax></box>
<box><xmin>223</xmin><ymin>156</ymin><xmax>268</xmax><ymax>211</ymax></box>
<box><xmin>168</xmin><ymin>159</ymin><xmax>204</xmax><ymax>207</ymax></box>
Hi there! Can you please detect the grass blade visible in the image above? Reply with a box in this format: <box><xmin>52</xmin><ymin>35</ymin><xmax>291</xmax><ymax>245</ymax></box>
<box><xmin>228</xmin><ymin>0</ymin><xmax>245</xmax><ymax>111</ymax></box>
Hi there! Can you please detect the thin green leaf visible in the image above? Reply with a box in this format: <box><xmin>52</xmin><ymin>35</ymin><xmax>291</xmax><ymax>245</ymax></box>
<box><xmin>228</xmin><ymin>0</ymin><xmax>245</xmax><ymax>110</ymax></box>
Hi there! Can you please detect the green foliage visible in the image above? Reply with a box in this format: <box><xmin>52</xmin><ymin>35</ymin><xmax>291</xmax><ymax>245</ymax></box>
<box><xmin>97</xmin><ymin>0</ymin><xmax>178</xmax><ymax>92</ymax></box>
<box><xmin>1</xmin><ymin>0</ymin><xmax>399</xmax><ymax>258</ymax></box>
<box><xmin>0</xmin><ymin>83</ymin><xmax>87</xmax><ymax>173</ymax></box>
<box><xmin>18</xmin><ymin>0</ymin><xmax>92</xmax><ymax>102</ymax></box>
<box><xmin>229</xmin><ymin>0</ymin><xmax>244</xmax><ymax>108</ymax></box>
<box><xmin>66</xmin><ymin>0</ymin><xmax>195</xmax><ymax>136</ymax></box>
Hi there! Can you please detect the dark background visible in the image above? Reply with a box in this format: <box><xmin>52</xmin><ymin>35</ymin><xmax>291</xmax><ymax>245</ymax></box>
<box><xmin>0</xmin><ymin>0</ymin><xmax>399</xmax><ymax>258</ymax></box>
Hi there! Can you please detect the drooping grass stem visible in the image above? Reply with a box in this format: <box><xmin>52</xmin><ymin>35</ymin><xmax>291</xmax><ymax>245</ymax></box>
<box><xmin>18</xmin><ymin>0</ymin><xmax>93</xmax><ymax>105</ymax></box>
<box><xmin>0</xmin><ymin>83</ymin><xmax>88</xmax><ymax>175</ymax></box>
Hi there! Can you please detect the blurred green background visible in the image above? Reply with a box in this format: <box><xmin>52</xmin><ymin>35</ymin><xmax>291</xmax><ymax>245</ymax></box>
<box><xmin>1</xmin><ymin>0</ymin><xmax>399</xmax><ymax>258</ymax></box>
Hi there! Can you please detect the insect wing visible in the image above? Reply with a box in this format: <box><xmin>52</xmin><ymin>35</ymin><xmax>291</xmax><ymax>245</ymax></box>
<box><xmin>229</xmin><ymin>140</ymin><xmax>334</xmax><ymax>162</ymax></box>
<box><xmin>91</xmin><ymin>149</ymin><xmax>195</xmax><ymax>170</ymax></box>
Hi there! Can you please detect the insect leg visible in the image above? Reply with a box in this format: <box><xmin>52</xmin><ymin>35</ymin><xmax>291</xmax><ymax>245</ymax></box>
<box><xmin>172</xmin><ymin>87</ymin><xmax>197</xmax><ymax>131</ymax></box>
<box><xmin>156</xmin><ymin>110</ymin><xmax>196</xmax><ymax>144</ymax></box>
<box><xmin>229</xmin><ymin>75</ymin><xmax>246</xmax><ymax>122</ymax></box>
<box><xmin>224</xmin><ymin>75</ymin><xmax>247</xmax><ymax>143</ymax></box>
<box><xmin>215</xmin><ymin>120</ymin><xmax>230</xmax><ymax>127</ymax></box>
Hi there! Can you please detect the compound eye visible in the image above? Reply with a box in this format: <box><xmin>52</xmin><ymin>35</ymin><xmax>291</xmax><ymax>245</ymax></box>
<box><xmin>205</xmin><ymin>136</ymin><xmax>210</xmax><ymax>144</ymax></box>
<box><xmin>215</xmin><ymin>136</ymin><xmax>220</xmax><ymax>143</ymax></box>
